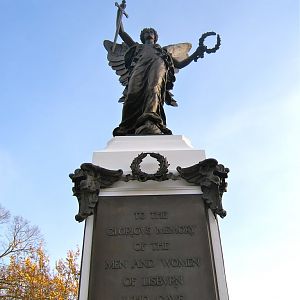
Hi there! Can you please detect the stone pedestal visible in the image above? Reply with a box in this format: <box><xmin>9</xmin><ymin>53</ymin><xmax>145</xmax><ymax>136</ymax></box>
<box><xmin>75</xmin><ymin>136</ymin><xmax>229</xmax><ymax>300</ymax></box>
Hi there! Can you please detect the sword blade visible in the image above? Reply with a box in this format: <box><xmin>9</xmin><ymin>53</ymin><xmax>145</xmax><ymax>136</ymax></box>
<box><xmin>112</xmin><ymin>9</ymin><xmax>123</xmax><ymax>53</ymax></box>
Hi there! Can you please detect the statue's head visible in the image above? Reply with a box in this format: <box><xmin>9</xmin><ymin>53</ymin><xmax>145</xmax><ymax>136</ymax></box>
<box><xmin>140</xmin><ymin>28</ymin><xmax>158</xmax><ymax>44</ymax></box>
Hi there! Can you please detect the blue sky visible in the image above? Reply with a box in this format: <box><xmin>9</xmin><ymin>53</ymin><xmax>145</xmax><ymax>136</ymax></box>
<box><xmin>0</xmin><ymin>0</ymin><xmax>299</xmax><ymax>298</ymax></box>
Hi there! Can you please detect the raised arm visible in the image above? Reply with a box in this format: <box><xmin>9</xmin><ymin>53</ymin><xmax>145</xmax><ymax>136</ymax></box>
<box><xmin>118</xmin><ymin>20</ymin><xmax>135</xmax><ymax>47</ymax></box>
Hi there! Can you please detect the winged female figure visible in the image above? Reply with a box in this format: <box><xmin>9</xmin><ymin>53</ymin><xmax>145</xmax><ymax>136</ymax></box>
<box><xmin>104</xmin><ymin>2</ymin><xmax>220</xmax><ymax>136</ymax></box>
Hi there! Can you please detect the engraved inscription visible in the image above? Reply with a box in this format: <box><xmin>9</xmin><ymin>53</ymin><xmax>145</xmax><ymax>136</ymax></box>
<box><xmin>121</xmin><ymin>296</ymin><xmax>149</xmax><ymax>300</ymax></box>
<box><xmin>107</xmin><ymin>226</ymin><xmax>151</xmax><ymax>237</ymax></box>
<box><xmin>134</xmin><ymin>211</ymin><xmax>169</xmax><ymax>220</ymax></box>
<box><xmin>133</xmin><ymin>241</ymin><xmax>170</xmax><ymax>252</ymax></box>
<box><xmin>106</xmin><ymin>225</ymin><xmax>196</xmax><ymax>237</ymax></box>
<box><xmin>156</xmin><ymin>296</ymin><xmax>184</xmax><ymax>300</ymax></box>
<box><xmin>131</xmin><ymin>259</ymin><xmax>155</xmax><ymax>269</ymax></box>
<box><xmin>142</xmin><ymin>275</ymin><xmax>184</xmax><ymax>288</ymax></box>
<box><xmin>134</xmin><ymin>212</ymin><xmax>146</xmax><ymax>220</ymax></box>
<box><xmin>160</xmin><ymin>257</ymin><xmax>200</xmax><ymax>268</ymax></box>
<box><xmin>150</xmin><ymin>211</ymin><xmax>168</xmax><ymax>219</ymax></box>
<box><xmin>121</xmin><ymin>295</ymin><xmax>184</xmax><ymax>300</ymax></box>
<box><xmin>122</xmin><ymin>277</ymin><xmax>137</xmax><ymax>287</ymax></box>
<box><xmin>103</xmin><ymin>211</ymin><xmax>198</xmax><ymax>296</ymax></box>
<box><xmin>150</xmin><ymin>242</ymin><xmax>169</xmax><ymax>251</ymax></box>
<box><xmin>122</xmin><ymin>275</ymin><xmax>184</xmax><ymax>288</ymax></box>
<box><xmin>88</xmin><ymin>195</ymin><xmax>218</xmax><ymax>300</ymax></box>
<box><xmin>104</xmin><ymin>257</ymin><xmax>201</xmax><ymax>271</ymax></box>
<box><xmin>133</xmin><ymin>242</ymin><xmax>146</xmax><ymax>251</ymax></box>
<box><xmin>105</xmin><ymin>259</ymin><xmax>128</xmax><ymax>270</ymax></box>
<box><xmin>154</xmin><ymin>225</ymin><xmax>195</xmax><ymax>236</ymax></box>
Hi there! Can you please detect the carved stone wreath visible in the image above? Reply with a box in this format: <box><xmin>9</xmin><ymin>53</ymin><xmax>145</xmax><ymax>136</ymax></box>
<box><xmin>127</xmin><ymin>152</ymin><xmax>172</xmax><ymax>182</ymax></box>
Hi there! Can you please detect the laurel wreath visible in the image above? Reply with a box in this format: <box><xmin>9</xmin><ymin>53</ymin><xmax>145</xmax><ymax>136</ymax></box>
<box><xmin>130</xmin><ymin>152</ymin><xmax>170</xmax><ymax>182</ymax></box>
<box><xmin>194</xmin><ymin>31</ymin><xmax>221</xmax><ymax>61</ymax></box>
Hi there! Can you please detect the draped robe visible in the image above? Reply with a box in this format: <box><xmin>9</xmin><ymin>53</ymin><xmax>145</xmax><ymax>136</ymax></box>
<box><xmin>113</xmin><ymin>43</ymin><xmax>175</xmax><ymax>136</ymax></box>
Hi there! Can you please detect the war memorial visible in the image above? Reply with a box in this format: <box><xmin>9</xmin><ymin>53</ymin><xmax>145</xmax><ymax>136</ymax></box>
<box><xmin>70</xmin><ymin>2</ymin><xmax>230</xmax><ymax>299</ymax></box>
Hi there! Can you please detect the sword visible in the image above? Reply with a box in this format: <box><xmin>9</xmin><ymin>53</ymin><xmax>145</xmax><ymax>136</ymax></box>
<box><xmin>112</xmin><ymin>0</ymin><xmax>128</xmax><ymax>53</ymax></box>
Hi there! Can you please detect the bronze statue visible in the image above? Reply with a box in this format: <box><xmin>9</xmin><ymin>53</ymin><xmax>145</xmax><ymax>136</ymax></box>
<box><xmin>104</xmin><ymin>1</ymin><xmax>220</xmax><ymax>136</ymax></box>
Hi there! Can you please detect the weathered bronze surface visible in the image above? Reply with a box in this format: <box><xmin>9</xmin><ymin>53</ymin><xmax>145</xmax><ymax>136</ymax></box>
<box><xmin>69</xmin><ymin>163</ymin><xmax>123</xmax><ymax>222</ymax></box>
<box><xmin>178</xmin><ymin>159</ymin><xmax>229</xmax><ymax>218</ymax></box>
<box><xmin>70</xmin><ymin>157</ymin><xmax>229</xmax><ymax>222</ymax></box>
<box><xmin>104</xmin><ymin>1</ymin><xmax>221</xmax><ymax>136</ymax></box>
<box><xmin>88</xmin><ymin>194</ymin><xmax>219</xmax><ymax>300</ymax></box>
<box><xmin>124</xmin><ymin>152</ymin><xmax>178</xmax><ymax>182</ymax></box>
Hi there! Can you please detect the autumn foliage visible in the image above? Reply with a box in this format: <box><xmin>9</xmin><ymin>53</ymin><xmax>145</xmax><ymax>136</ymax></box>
<box><xmin>0</xmin><ymin>205</ymin><xmax>80</xmax><ymax>299</ymax></box>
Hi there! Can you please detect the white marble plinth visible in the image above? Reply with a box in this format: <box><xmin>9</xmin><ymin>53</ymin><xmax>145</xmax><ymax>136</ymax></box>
<box><xmin>78</xmin><ymin>135</ymin><xmax>228</xmax><ymax>300</ymax></box>
<box><xmin>93</xmin><ymin>135</ymin><xmax>205</xmax><ymax>196</ymax></box>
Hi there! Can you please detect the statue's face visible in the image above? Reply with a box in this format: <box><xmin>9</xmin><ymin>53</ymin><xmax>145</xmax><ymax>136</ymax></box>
<box><xmin>140</xmin><ymin>28</ymin><xmax>158</xmax><ymax>44</ymax></box>
<box><xmin>143</xmin><ymin>29</ymin><xmax>156</xmax><ymax>43</ymax></box>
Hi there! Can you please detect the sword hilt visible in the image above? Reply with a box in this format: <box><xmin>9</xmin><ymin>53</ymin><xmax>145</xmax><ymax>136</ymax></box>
<box><xmin>115</xmin><ymin>1</ymin><xmax>128</xmax><ymax>18</ymax></box>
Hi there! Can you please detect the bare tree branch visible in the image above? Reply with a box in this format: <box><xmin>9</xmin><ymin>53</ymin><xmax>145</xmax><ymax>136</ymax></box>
<box><xmin>0</xmin><ymin>206</ymin><xmax>10</xmax><ymax>225</ymax></box>
<box><xmin>0</xmin><ymin>205</ymin><xmax>42</xmax><ymax>260</ymax></box>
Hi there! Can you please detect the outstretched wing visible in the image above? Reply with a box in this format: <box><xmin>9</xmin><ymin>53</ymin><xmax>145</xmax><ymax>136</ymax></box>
<box><xmin>164</xmin><ymin>42</ymin><xmax>192</xmax><ymax>62</ymax></box>
<box><xmin>176</xmin><ymin>158</ymin><xmax>219</xmax><ymax>184</ymax></box>
<box><xmin>103</xmin><ymin>40</ymin><xmax>129</xmax><ymax>86</ymax></box>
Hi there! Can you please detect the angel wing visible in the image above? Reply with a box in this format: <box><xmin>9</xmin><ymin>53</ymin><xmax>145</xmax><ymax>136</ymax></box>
<box><xmin>164</xmin><ymin>42</ymin><xmax>192</xmax><ymax>62</ymax></box>
<box><xmin>103</xmin><ymin>40</ymin><xmax>129</xmax><ymax>87</ymax></box>
<box><xmin>176</xmin><ymin>158</ymin><xmax>219</xmax><ymax>184</ymax></box>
